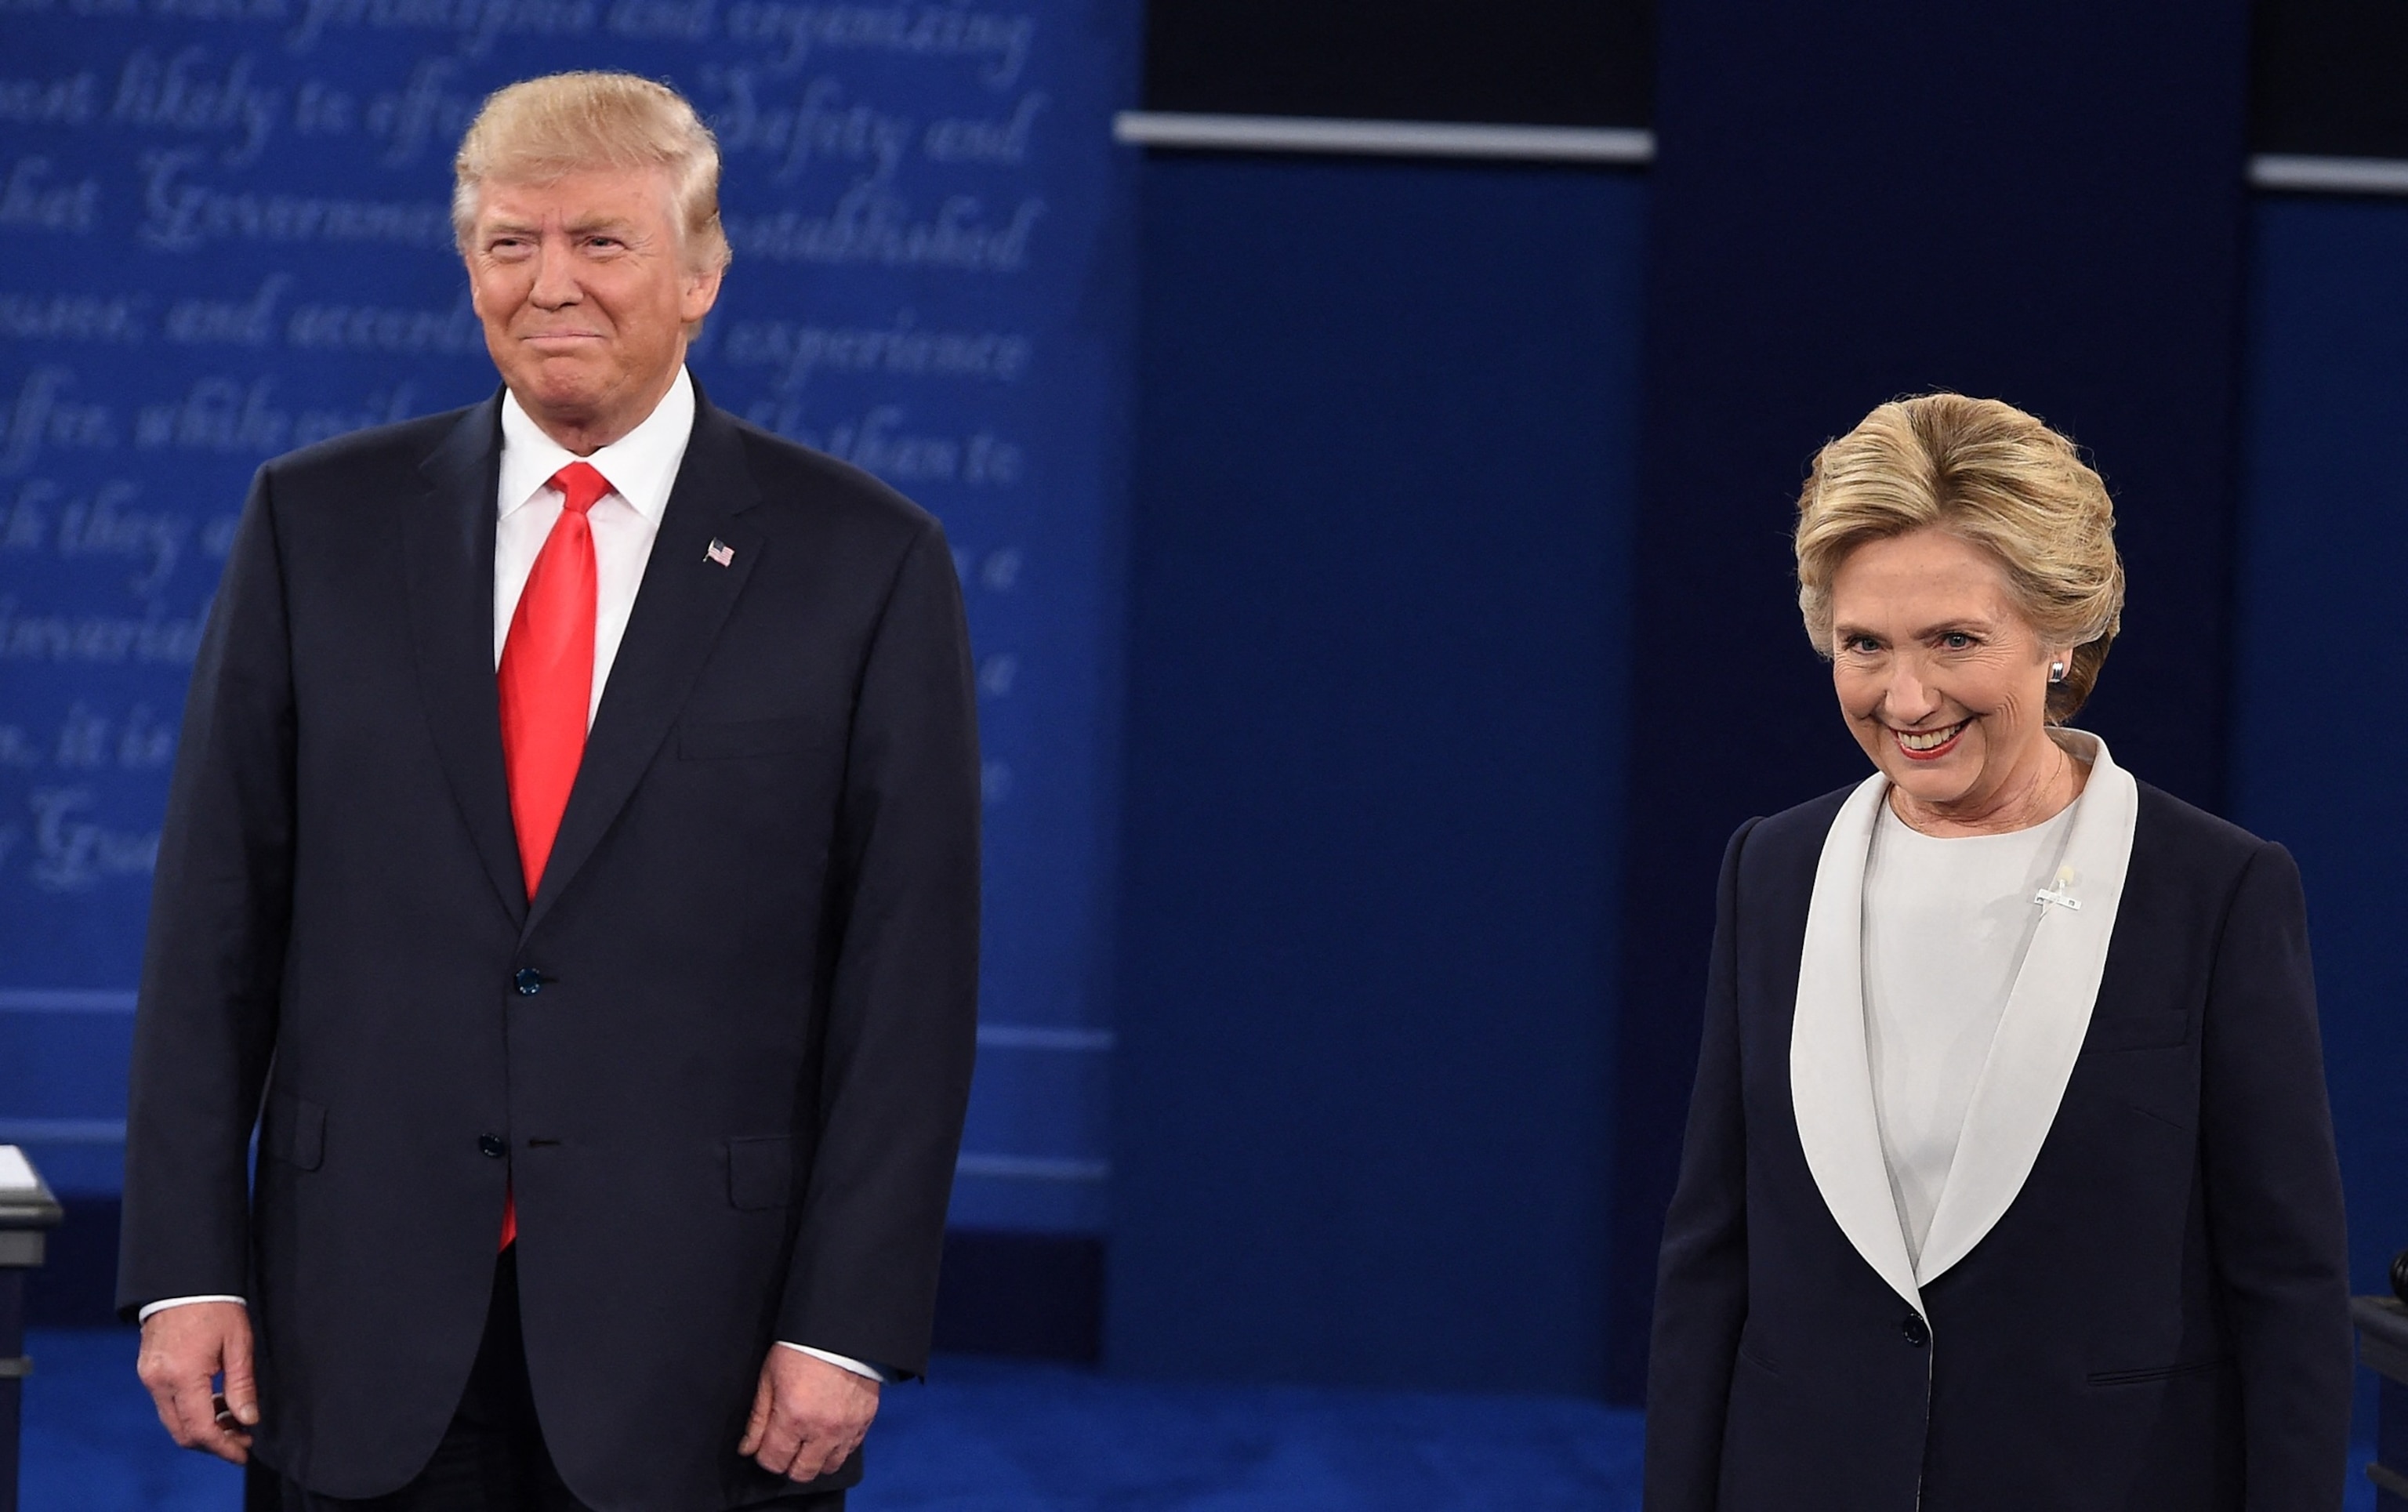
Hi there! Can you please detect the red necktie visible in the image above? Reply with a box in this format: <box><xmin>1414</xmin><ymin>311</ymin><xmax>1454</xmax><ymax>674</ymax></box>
<box><xmin>493</xmin><ymin>460</ymin><xmax>609</xmax><ymax>1249</ymax></box>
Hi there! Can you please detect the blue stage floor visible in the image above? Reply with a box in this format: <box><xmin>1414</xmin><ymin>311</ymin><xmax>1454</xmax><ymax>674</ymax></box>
<box><xmin>20</xmin><ymin>1329</ymin><xmax>1646</xmax><ymax>1510</ymax></box>
<box><xmin>17</xmin><ymin>1329</ymin><xmax>2382</xmax><ymax>1510</ymax></box>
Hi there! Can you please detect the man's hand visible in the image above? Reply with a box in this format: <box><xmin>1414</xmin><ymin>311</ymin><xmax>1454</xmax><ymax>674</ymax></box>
<box><xmin>737</xmin><ymin>1347</ymin><xmax>879</xmax><ymax>1482</ymax></box>
<box><xmin>136</xmin><ymin>1301</ymin><xmax>258</xmax><ymax>1465</ymax></box>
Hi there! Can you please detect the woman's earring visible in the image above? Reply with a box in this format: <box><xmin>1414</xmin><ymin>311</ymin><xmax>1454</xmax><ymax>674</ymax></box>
<box><xmin>2048</xmin><ymin>659</ymin><xmax>2067</xmax><ymax>684</ymax></box>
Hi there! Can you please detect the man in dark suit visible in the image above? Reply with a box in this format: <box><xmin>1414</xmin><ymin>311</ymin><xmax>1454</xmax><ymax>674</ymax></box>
<box><xmin>117</xmin><ymin>71</ymin><xmax>981</xmax><ymax>1510</ymax></box>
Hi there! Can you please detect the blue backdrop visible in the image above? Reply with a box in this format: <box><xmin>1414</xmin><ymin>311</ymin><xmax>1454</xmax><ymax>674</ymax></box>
<box><xmin>7</xmin><ymin>0</ymin><xmax>2408</xmax><ymax>1406</ymax></box>
<box><xmin>2232</xmin><ymin>191</ymin><xmax>2408</xmax><ymax>1337</ymax></box>
<box><xmin>1108</xmin><ymin>154</ymin><xmax>1646</xmax><ymax>1392</ymax></box>
<box><xmin>0</xmin><ymin>1</ymin><xmax>1139</xmax><ymax>1234</ymax></box>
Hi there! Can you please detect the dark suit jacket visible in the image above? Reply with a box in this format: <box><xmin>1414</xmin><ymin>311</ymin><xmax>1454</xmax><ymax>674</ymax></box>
<box><xmin>1645</xmin><ymin>781</ymin><xmax>2352</xmax><ymax>1511</ymax></box>
<box><xmin>118</xmin><ymin>384</ymin><xmax>981</xmax><ymax>1510</ymax></box>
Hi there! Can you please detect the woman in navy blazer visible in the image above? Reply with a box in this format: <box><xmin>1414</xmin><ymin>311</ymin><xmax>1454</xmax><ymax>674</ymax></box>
<box><xmin>1644</xmin><ymin>395</ymin><xmax>2352</xmax><ymax>1510</ymax></box>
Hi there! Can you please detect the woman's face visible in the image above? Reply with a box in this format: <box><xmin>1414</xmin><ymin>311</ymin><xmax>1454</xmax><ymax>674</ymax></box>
<box><xmin>1828</xmin><ymin>528</ymin><xmax>2071</xmax><ymax>820</ymax></box>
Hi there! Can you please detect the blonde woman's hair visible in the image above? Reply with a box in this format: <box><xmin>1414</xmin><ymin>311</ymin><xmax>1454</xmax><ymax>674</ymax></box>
<box><xmin>452</xmin><ymin>71</ymin><xmax>731</xmax><ymax>275</ymax></box>
<box><xmin>1794</xmin><ymin>393</ymin><xmax>2125</xmax><ymax>722</ymax></box>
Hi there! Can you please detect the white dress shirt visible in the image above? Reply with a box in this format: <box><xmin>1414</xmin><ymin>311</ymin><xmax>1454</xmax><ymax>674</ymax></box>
<box><xmin>491</xmin><ymin>368</ymin><xmax>689</xmax><ymax>706</ymax></box>
<box><xmin>143</xmin><ymin>369</ymin><xmax>883</xmax><ymax>1383</ymax></box>
<box><xmin>1861</xmin><ymin>798</ymin><xmax>2076</xmax><ymax>1267</ymax></box>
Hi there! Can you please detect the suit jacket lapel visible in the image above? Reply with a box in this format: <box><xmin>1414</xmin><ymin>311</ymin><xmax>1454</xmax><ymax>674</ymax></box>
<box><xmin>1915</xmin><ymin>730</ymin><xmax>2138</xmax><ymax>1285</ymax></box>
<box><xmin>1790</xmin><ymin>772</ymin><xmax>1924</xmax><ymax>1314</ymax></box>
<box><xmin>522</xmin><ymin>393</ymin><xmax>763</xmax><ymax>940</ymax></box>
<box><xmin>407</xmin><ymin>394</ymin><xmax>527</xmax><ymax>926</ymax></box>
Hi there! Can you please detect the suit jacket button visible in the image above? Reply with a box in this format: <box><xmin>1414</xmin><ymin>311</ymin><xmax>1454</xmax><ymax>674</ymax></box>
<box><xmin>478</xmin><ymin>1134</ymin><xmax>506</xmax><ymax>1158</ymax></box>
<box><xmin>1902</xmin><ymin>1313</ymin><xmax>1930</xmax><ymax>1348</ymax></box>
<box><xmin>513</xmin><ymin>968</ymin><xmax>542</xmax><ymax>996</ymax></box>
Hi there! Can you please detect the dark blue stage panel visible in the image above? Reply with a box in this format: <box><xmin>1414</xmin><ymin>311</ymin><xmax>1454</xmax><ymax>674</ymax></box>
<box><xmin>1110</xmin><ymin>154</ymin><xmax>1645</xmax><ymax>1394</ymax></box>
<box><xmin>2231</xmin><ymin>194</ymin><xmax>2408</xmax><ymax>1311</ymax></box>
<box><xmin>0</xmin><ymin>3</ymin><xmax>1137</xmax><ymax>1228</ymax></box>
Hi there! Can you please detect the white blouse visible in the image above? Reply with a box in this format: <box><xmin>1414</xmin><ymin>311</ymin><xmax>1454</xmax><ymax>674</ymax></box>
<box><xmin>1862</xmin><ymin>797</ymin><xmax>2076</xmax><ymax>1267</ymax></box>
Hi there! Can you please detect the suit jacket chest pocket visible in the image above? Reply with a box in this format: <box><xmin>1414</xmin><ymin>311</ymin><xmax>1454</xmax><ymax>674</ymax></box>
<box><xmin>665</xmin><ymin>715</ymin><xmax>840</xmax><ymax>861</ymax></box>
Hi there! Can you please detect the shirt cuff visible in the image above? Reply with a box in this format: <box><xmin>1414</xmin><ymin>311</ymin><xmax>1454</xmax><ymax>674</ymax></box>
<box><xmin>777</xmin><ymin>1342</ymin><xmax>888</xmax><ymax>1383</ymax></box>
<box><xmin>136</xmin><ymin>1297</ymin><xmax>884</xmax><ymax>1387</ymax></box>
<box><xmin>137</xmin><ymin>1295</ymin><xmax>247</xmax><ymax>1323</ymax></box>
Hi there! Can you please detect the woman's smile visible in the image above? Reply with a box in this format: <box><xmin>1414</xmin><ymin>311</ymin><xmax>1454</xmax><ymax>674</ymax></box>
<box><xmin>1891</xmin><ymin>718</ymin><xmax>1970</xmax><ymax>759</ymax></box>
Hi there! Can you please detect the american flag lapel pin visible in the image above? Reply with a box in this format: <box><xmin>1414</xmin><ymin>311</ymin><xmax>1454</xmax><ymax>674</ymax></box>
<box><xmin>705</xmin><ymin>538</ymin><xmax>734</xmax><ymax>567</ymax></box>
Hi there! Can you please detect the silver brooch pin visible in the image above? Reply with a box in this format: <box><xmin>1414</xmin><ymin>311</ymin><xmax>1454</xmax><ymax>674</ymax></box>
<box><xmin>2033</xmin><ymin>865</ymin><xmax>2082</xmax><ymax>911</ymax></box>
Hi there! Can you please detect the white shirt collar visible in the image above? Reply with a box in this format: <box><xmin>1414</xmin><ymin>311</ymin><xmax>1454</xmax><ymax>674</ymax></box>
<box><xmin>497</xmin><ymin>366</ymin><xmax>696</xmax><ymax>524</ymax></box>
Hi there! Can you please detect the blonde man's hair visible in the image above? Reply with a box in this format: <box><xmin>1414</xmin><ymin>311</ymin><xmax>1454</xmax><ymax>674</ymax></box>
<box><xmin>1794</xmin><ymin>393</ymin><xmax>2126</xmax><ymax>722</ymax></box>
<box><xmin>452</xmin><ymin>71</ymin><xmax>731</xmax><ymax>275</ymax></box>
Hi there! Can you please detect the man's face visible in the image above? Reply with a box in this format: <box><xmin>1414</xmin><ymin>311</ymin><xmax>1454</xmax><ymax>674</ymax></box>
<box><xmin>464</xmin><ymin>168</ymin><xmax>722</xmax><ymax>451</ymax></box>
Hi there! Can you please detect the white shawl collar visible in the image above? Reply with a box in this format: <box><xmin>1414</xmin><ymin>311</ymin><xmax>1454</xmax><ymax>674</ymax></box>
<box><xmin>1788</xmin><ymin>729</ymin><xmax>2138</xmax><ymax>1310</ymax></box>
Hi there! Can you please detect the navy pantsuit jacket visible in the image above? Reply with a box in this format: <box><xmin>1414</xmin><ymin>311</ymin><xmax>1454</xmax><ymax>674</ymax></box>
<box><xmin>117</xmin><ymin>386</ymin><xmax>981</xmax><ymax>1510</ymax></box>
<box><xmin>1645</xmin><ymin>767</ymin><xmax>2352</xmax><ymax>1510</ymax></box>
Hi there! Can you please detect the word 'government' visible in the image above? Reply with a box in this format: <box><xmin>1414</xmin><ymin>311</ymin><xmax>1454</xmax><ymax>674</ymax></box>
<box><xmin>140</xmin><ymin>148</ymin><xmax>452</xmax><ymax>251</ymax></box>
